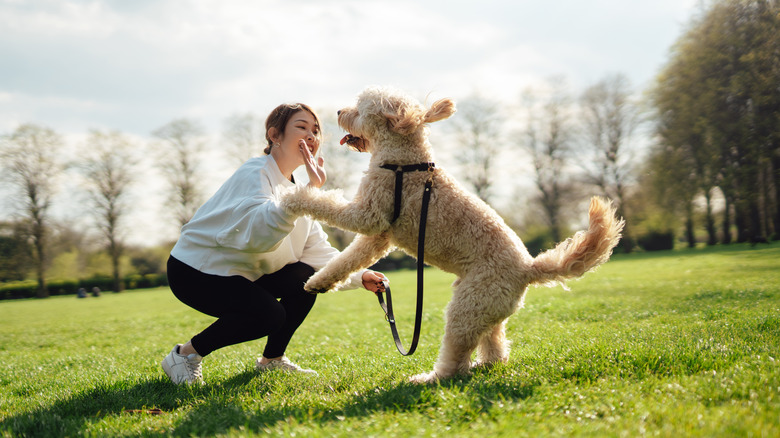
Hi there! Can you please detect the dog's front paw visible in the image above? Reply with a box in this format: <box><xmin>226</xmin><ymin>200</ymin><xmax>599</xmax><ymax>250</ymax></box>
<box><xmin>279</xmin><ymin>186</ymin><xmax>316</xmax><ymax>216</ymax></box>
<box><xmin>304</xmin><ymin>276</ymin><xmax>335</xmax><ymax>294</ymax></box>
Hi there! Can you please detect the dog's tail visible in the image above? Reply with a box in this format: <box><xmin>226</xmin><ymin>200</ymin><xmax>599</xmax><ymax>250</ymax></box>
<box><xmin>530</xmin><ymin>197</ymin><xmax>624</xmax><ymax>288</ymax></box>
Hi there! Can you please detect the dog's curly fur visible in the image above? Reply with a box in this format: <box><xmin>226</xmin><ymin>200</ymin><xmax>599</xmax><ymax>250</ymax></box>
<box><xmin>281</xmin><ymin>86</ymin><xmax>625</xmax><ymax>383</ymax></box>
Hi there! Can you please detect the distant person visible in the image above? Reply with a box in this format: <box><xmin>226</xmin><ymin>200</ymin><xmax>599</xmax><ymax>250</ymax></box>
<box><xmin>77</xmin><ymin>287</ymin><xmax>87</xmax><ymax>298</ymax></box>
<box><xmin>91</xmin><ymin>287</ymin><xmax>101</xmax><ymax>297</ymax></box>
<box><xmin>162</xmin><ymin>103</ymin><xmax>387</xmax><ymax>385</ymax></box>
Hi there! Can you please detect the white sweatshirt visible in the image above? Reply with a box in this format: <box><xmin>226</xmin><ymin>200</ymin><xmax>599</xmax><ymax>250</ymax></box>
<box><xmin>170</xmin><ymin>154</ymin><xmax>363</xmax><ymax>290</ymax></box>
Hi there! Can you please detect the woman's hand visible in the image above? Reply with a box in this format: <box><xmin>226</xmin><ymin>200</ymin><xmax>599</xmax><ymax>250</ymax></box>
<box><xmin>300</xmin><ymin>139</ymin><xmax>326</xmax><ymax>188</ymax></box>
<box><xmin>361</xmin><ymin>270</ymin><xmax>388</xmax><ymax>293</ymax></box>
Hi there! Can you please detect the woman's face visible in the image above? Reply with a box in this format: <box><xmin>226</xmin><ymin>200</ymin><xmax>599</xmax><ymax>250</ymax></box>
<box><xmin>274</xmin><ymin>110</ymin><xmax>321</xmax><ymax>163</ymax></box>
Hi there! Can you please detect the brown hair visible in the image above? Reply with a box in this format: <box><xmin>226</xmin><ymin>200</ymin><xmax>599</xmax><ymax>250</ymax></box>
<box><xmin>263</xmin><ymin>103</ymin><xmax>321</xmax><ymax>155</ymax></box>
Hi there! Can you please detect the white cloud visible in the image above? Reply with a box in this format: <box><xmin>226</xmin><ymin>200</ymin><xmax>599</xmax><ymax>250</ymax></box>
<box><xmin>0</xmin><ymin>0</ymin><xmax>700</xmax><ymax>137</ymax></box>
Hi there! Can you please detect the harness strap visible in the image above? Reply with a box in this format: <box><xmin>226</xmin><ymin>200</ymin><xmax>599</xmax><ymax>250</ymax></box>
<box><xmin>379</xmin><ymin>162</ymin><xmax>435</xmax><ymax>223</ymax></box>
<box><xmin>375</xmin><ymin>163</ymin><xmax>435</xmax><ymax>356</ymax></box>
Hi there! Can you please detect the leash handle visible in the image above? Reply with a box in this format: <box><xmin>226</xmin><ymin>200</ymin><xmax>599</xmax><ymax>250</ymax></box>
<box><xmin>375</xmin><ymin>280</ymin><xmax>420</xmax><ymax>356</ymax></box>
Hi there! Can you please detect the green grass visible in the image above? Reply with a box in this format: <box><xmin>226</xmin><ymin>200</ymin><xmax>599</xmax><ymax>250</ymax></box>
<box><xmin>1</xmin><ymin>243</ymin><xmax>779</xmax><ymax>437</ymax></box>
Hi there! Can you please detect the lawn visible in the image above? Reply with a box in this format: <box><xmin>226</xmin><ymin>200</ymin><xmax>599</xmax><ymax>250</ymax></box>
<box><xmin>1</xmin><ymin>242</ymin><xmax>779</xmax><ymax>437</ymax></box>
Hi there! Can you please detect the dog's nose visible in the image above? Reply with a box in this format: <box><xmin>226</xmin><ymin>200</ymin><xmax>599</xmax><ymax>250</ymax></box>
<box><xmin>337</xmin><ymin>110</ymin><xmax>341</xmax><ymax>116</ymax></box>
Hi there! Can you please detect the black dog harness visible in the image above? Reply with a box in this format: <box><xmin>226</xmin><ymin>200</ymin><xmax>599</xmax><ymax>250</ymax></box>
<box><xmin>379</xmin><ymin>162</ymin><xmax>436</xmax><ymax>222</ymax></box>
<box><xmin>375</xmin><ymin>162</ymin><xmax>435</xmax><ymax>356</ymax></box>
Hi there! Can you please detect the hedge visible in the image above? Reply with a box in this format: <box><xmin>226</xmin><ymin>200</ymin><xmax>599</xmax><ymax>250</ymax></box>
<box><xmin>638</xmin><ymin>230</ymin><xmax>675</xmax><ymax>251</ymax></box>
<box><xmin>0</xmin><ymin>273</ymin><xmax>169</xmax><ymax>300</ymax></box>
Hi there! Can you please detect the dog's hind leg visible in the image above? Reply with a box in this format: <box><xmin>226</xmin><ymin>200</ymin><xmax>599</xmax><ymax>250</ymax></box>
<box><xmin>305</xmin><ymin>232</ymin><xmax>392</xmax><ymax>293</ymax></box>
<box><xmin>474</xmin><ymin>319</ymin><xmax>510</xmax><ymax>368</ymax></box>
<box><xmin>410</xmin><ymin>278</ymin><xmax>513</xmax><ymax>383</ymax></box>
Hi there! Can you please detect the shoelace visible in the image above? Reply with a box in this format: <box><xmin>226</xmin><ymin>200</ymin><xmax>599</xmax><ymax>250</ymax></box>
<box><xmin>186</xmin><ymin>357</ymin><xmax>203</xmax><ymax>380</ymax></box>
<box><xmin>268</xmin><ymin>357</ymin><xmax>302</xmax><ymax>371</ymax></box>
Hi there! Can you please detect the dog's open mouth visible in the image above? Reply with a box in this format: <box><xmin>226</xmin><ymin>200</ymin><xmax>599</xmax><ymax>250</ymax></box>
<box><xmin>340</xmin><ymin>134</ymin><xmax>367</xmax><ymax>152</ymax></box>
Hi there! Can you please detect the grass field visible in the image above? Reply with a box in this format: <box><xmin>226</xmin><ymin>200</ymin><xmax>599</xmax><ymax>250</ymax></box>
<box><xmin>1</xmin><ymin>242</ymin><xmax>779</xmax><ymax>437</ymax></box>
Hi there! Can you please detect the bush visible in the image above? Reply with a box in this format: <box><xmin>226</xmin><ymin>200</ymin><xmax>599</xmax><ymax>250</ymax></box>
<box><xmin>0</xmin><ymin>273</ymin><xmax>169</xmax><ymax>300</ymax></box>
<box><xmin>638</xmin><ymin>230</ymin><xmax>675</xmax><ymax>251</ymax></box>
<box><xmin>124</xmin><ymin>273</ymin><xmax>168</xmax><ymax>290</ymax></box>
<box><xmin>0</xmin><ymin>280</ymin><xmax>37</xmax><ymax>300</ymax></box>
<box><xmin>80</xmin><ymin>275</ymin><xmax>116</xmax><ymax>293</ymax></box>
<box><xmin>48</xmin><ymin>279</ymin><xmax>80</xmax><ymax>296</ymax></box>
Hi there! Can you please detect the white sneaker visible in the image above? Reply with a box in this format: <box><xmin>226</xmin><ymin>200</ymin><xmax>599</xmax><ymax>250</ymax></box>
<box><xmin>161</xmin><ymin>344</ymin><xmax>203</xmax><ymax>385</ymax></box>
<box><xmin>256</xmin><ymin>356</ymin><xmax>318</xmax><ymax>375</ymax></box>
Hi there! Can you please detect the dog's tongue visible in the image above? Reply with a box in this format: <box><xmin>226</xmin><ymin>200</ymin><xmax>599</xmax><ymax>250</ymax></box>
<box><xmin>340</xmin><ymin>134</ymin><xmax>361</xmax><ymax>145</ymax></box>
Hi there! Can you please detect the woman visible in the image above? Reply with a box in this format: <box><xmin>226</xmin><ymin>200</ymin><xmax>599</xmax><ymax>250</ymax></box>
<box><xmin>162</xmin><ymin>103</ymin><xmax>386</xmax><ymax>384</ymax></box>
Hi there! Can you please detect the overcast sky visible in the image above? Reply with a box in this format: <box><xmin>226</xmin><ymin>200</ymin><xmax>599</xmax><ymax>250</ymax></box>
<box><xmin>1</xmin><ymin>0</ymin><xmax>700</xmax><ymax>137</ymax></box>
<box><xmin>0</xmin><ymin>0</ymin><xmax>701</xmax><ymax>245</ymax></box>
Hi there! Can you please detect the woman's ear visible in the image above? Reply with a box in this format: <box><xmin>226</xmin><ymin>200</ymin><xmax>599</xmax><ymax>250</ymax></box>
<box><xmin>267</xmin><ymin>127</ymin><xmax>281</xmax><ymax>144</ymax></box>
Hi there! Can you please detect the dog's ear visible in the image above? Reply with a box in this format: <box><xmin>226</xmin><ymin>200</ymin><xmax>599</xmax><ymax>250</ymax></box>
<box><xmin>423</xmin><ymin>98</ymin><xmax>456</xmax><ymax>123</ymax></box>
<box><xmin>384</xmin><ymin>105</ymin><xmax>425</xmax><ymax>136</ymax></box>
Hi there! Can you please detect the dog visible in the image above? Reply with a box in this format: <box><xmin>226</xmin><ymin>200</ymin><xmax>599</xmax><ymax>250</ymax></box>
<box><xmin>280</xmin><ymin>86</ymin><xmax>624</xmax><ymax>383</ymax></box>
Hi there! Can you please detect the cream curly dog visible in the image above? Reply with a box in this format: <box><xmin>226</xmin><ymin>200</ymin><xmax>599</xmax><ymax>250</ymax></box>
<box><xmin>281</xmin><ymin>86</ymin><xmax>624</xmax><ymax>383</ymax></box>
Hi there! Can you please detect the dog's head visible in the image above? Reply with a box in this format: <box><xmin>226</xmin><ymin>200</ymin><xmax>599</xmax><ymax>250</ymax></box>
<box><xmin>337</xmin><ymin>87</ymin><xmax>456</xmax><ymax>156</ymax></box>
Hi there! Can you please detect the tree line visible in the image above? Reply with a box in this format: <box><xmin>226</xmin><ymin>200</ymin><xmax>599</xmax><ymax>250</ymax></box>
<box><xmin>648</xmin><ymin>0</ymin><xmax>779</xmax><ymax>246</ymax></box>
<box><xmin>1</xmin><ymin>0</ymin><xmax>778</xmax><ymax>298</ymax></box>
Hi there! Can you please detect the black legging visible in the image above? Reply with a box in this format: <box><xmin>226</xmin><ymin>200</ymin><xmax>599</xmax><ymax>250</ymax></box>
<box><xmin>167</xmin><ymin>256</ymin><xmax>316</xmax><ymax>358</ymax></box>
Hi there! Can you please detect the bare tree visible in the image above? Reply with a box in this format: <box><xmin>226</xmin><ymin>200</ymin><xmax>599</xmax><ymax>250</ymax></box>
<box><xmin>579</xmin><ymin>73</ymin><xmax>639</xmax><ymax>252</ymax></box>
<box><xmin>451</xmin><ymin>94</ymin><xmax>504</xmax><ymax>203</ymax></box>
<box><xmin>152</xmin><ymin>119</ymin><xmax>207</xmax><ymax>229</ymax></box>
<box><xmin>222</xmin><ymin>112</ymin><xmax>265</xmax><ymax>165</ymax></box>
<box><xmin>80</xmin><ymin>130</ymin><xmax>137</xmax><ymax>292</ymax></box>
<box><xmin>519</xmin><ymin>81</ymin><xmax>576</xmax><ymax>243</ymax></box>
<box><xmin>0</xmin><ymin>124</ymin><xmax>64</xmax><ymax>297</ymax></box>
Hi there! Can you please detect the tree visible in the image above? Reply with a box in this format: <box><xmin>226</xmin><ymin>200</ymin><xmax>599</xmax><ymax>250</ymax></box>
<box><xmin>0</xmin><ymin>221</ymin><xmax>32</xmax><ymax>282</ymax></box>
<box><xmin>519</xmin><ymin>81</ymin><xmax>576</xmax><ymax>243</ymax></box>
<box><xmin>222</xmin><ymin>112</ymin><xmax>265</xmax><ymax>165</ymax></box>
<box><xmin>0</xmin><ymin>124</ymin><xmax>64</xmax><ymax>297</ymax></box>
<box><xmin>152</xmin><ymin>119</ymin><xmax>207</xmax><ymax>229</ymax></box>
<box><xmin>80</xmin><ymin>130</ymin><xmax>137</xmax><ymax>292</ymax></box>
<box><xmin>650</xmin><ymin>0</ymin><xmax>780</xmax><ymax>244</ymax></box>
<box><xmin>451</xmin><ymin>95</ymin><xmax>504</xmax><ymax>203</ymax></box>
<box><xmin>579</xmin><ymin>74</ymin><xmax>640</xmax><ymax>251</ymax></box>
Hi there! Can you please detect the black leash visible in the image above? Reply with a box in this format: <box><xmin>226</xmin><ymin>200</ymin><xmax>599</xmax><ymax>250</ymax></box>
<box><xmin>374</xmin><ymin>162</ymin><xmax>435</xmax><ymax>356</ymax></box>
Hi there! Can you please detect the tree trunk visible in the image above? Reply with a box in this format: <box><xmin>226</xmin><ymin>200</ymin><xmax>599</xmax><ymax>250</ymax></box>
<box><xmin>735</xmin><ymin>200</ymin><xmax>749</xmax><ymax>243</ymax></box>
<box><xmin>33</xmin><ymin>222</ymin><xmax>48</xmax><ymax>298</ymax></box>
<box><xmin>773</xmin><ymin>154</ymin><xmax>780</xmax><ymax>239</ymax></box>
<box><xmin>110</xmin><ymin>238</ymin><xmax>124</xmax><ymax>293</ymax></box>
<box><xmin>722</xmin><ymin>195</ymin><xmax>732</xmax><ymax>244</ymax></box>
<box><xmin>748</xmin><ymin>200</ymin><xmax>765</xmax><ymax>243</ymax></box>
<box><xmin>685</xmin><ymin>202</ymin><xmax>696</xmax><ymax>248</ymax></box>
<box><xmin>112</xmin><ymin>260</ymin><xmax>123</xmax><ymax>293</ymax></box>
<box><xmin>704</xmin><ymin>189</ymin><xmax>718</xmax><ymax>245</ymax></box>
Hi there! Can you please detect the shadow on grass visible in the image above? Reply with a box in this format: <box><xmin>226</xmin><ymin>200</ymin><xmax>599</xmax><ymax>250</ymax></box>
<box><xmin>2</xmin><ymin>368</ymin><xmax>538</xmax><ymax>437</ymax></box>
<box><xmin>2</xmin><ymin>370</ymin><xmax>259</xmax><ymax>437</ymax></box>
<box><xmin>171</xmin><ymin>369</ymin><xmax>538</xmax><ymax>436</ymax></box>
